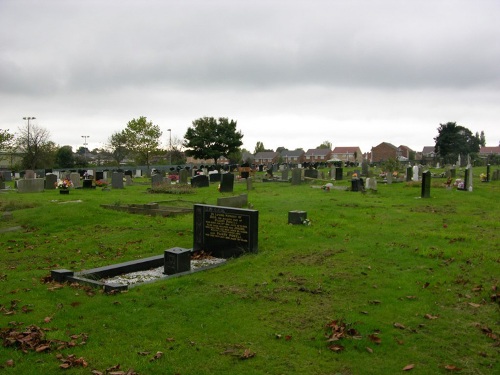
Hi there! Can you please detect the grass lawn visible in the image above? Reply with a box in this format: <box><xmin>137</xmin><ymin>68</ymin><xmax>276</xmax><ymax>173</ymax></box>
<box><xmin>0</xmin><ymin>168</ymin><xmax>498</xmax><ymax>374</ymax></box>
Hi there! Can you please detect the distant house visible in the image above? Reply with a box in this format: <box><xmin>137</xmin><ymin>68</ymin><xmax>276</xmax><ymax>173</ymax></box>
<box><xmin>304</xmin><ymin>148</ymin><xmax>332</xmax><ymax>163</ymax></box>
<box><xmin>185</xmin><ymin>156</ymin><xmax>229</xmax><ymax>165</ymax></box>
<box><xmin>254</xmin><ymin>151</ymin><xmax>279</xmax><ymax>165</ymax></box>
<box><xmin>279</xmin><ymin>149</ymin><xmax>305</xmax><ymax>164</ymax></box>
<box><xmin>370</xmin><ymin>142</ymin><xmax>399</xmax><ymax>163</ymax></box>
<box><xmin>331</xmin><ymin>147</ymin><xmax>362</xmax><ymax>163</ymax></box>
<box><xmin>479</xmin><ymin>146</ymin><xmax>500</xmax><ymax>158</ymax></box>
<box><xmin>398</xmin><ymin>145</ymin><xmax>414</xmax><ymax>160</ymax></box>
<box><xmin>421</xmin><ymin>146</ymin><xmax>436</xmax><ymax>158</ymax></box>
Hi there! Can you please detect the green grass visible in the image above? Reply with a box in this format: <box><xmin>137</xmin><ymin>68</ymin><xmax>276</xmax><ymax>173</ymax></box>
<box><xmin>0</xmin><ymin>169</ymin><xmax>498</xmax><ymax>374</ymax></box>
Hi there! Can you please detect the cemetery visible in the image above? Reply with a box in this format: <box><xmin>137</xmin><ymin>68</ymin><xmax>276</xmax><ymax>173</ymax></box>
<box><xmin>0</xmin><ymin>165</ymin><xmax>498</xmax><ymax>374</ymax></box>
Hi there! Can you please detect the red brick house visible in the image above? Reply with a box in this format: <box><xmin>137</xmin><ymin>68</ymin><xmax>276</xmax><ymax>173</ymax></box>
<box><xmin>370</xmin><ymin>142</ymin><xmax>399</xmax><ymax>163</ymax></box>
<box><xmin>254</xmin><ymin>151</ymin><xmax>280</xmax><ymax>165</ymax></box>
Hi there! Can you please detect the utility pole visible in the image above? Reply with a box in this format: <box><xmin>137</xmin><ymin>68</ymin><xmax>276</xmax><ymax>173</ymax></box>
<box><xmin>167</xmin><ymin>129</ymin><xmax>172</xmax><ymax>165</ymax></box>
<box><xmin>81</xmin><ymin>135</ymin><xmax>90</xmax><ymax>164</ymax></box>
<box><xmin>23</xmin><ymin>116</ymin><xmax>35</xmax><ymax>168</ymax></box>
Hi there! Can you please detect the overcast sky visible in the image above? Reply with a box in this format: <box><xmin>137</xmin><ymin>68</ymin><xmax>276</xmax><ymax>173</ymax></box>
<box><xmin>1</xmin><ymin>0</ymin><xmax>499</xmax><ymax>155</ymax></box>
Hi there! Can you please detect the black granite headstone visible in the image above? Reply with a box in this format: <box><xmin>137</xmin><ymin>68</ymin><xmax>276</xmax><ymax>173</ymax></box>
<box><xmin>335</xmin><ymin>167</ymin><xmax>343</xmax><ymax>181</ymax></box>
<box><xmin>421</xmin><ymin>170</ymin><xmax>431</xmax><ymax>198</ymax></box>
<box><xmin>95</xmin><ymin>171</ymin><xmax>104</xmax><ymax>181</ymax></box>
<box><xmin>164</xmin><ymin>247</ymin><xmax>191</xmax><ymax>274</ymax></box>
<box><xmin>83</xmin><ymin>179</ymin><xmax>93</xmax><ymax>189</ymax></box>
<box><xmin>219</xmin><ymin>173</ymin><xmax>234</xmax><ymax>192</ymax></box>
<box><xmin>406</xmin><ymin>166</ymin><xmax>413</xmax><ymax>182</ymax></box>
<box><xmin>193</xmin><ymin>204</ymin><xmax>258</xmax><ymax>258</ymax></box>
<box><xmin>191</xmin><ymin>175</ymin><xmax>209</xmax><ymax>188</ymax></box>
<box><xmin>209</xmin><ymin>173</ymin><xmax>221</xmax><ymax>182</ymax></box>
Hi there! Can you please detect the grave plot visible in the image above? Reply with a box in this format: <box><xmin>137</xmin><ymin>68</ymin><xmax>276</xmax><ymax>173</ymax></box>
<box><xmin>52</xmin><ymin>204</ymin><xmax>259</xmax><ymax>291</ymax></box>
<box><xmin>100</xmin><ymin>200</ymin><xmax>193</xmax><ymax>217</ymax></box>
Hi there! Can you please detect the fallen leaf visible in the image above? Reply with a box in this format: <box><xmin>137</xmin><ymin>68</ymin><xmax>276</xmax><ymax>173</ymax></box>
<box><xmin>423</xmin><ymin>282</ymin><xmax>430</xmax><ymax>288</ymax></box>
<box><xmin>44</xmin><ymin>316</ymin><xmax>52</xmax><ymax>323</ymax></box>
<box><xmin>285</xmin><ymin>335</ymin><xmax>292</xmax><ymax>341</ymax></box>
<box><xmin>424</xmin><ymin>314</ymin><xmax>438</xmax><ymax>320</ymax></box>
<box><xmin>368</xmin><ymin>334</ymin><xmax>381</xmax><ymax>344</ymax></box>
<box><xmin>394</xmin><ymin>322</ymin><xmax>406</xmax><ymax>329</ymax></box>
<box><xmin>240</xmin><ymin>349</ymin><xmax>256</xmax><ymax>359</ymax></box>
<box><xmin>403</xmin><ymin>364</ymin><xmax>415</xmax><ymax>371</ymax></box>
<box><xmin>468</xmin><ymin>302</ymin><xmax>481</xmax><ymax>308</ymax></box>
<box><xmin>328</xmin><ymin>344</ymin><xmax>345</xmax><ymax>352</ymax></box>
<box><xmin>366</xmin><ymin>347</ymin><xmax>373</xmax><ymax>353</ymax></box>
<box><xmin>149</xmin><ymin>351</ymin><xmax>163</xmax><ymax>362</ymax></box>
<box><xmin>5</xmin><ymin>359</ymin><xmax>14</xmax><ymax>367</ymax></box>
<box><xmin>444</xmin><ymin>364</ymin><xmax>462</xmax><ymax>371</ymax></box>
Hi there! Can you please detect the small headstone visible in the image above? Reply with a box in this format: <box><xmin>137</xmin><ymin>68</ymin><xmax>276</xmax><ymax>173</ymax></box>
<box><xmin>191</xmin><ymin>175</ymin><xmax>209</xmax><ymax>188</ymax></box>
<box><xmin>486</xmin><ymin>164</ymin><xmax>491</xmax><ymax>182</ymax></box>
<box><xmin>421</xmin><ymin>170</ymin><xmax>431</xmax><ymax>198</ymax></box>
<box><xmin>45</xmin><ymin>174</ymin><xmax>58</xmax><ymax>190</ymax></box>
<box><xmin>209</xmin><ymin>172</ymin><xmax>221</xmax><ymax>183</ymax></box>
<box><xmin>164</xmin><ymin>247</ymin><xmax>191</xmax><ymax>275</ymax></box>
<box><xmin>335</xmin><ymin>167</ymin><xmax>343</xmax><ymax>181</ymax></box>
<box><xmin>288</xmin><ymin>210</ymin><xmax>307</xmax><ymax>225</ymax></box>
<box><xmin>365</xmin><ymin>177</ymin><xmax>377</xmax><ymax>191</ymax></box>
<box><xmin>361</xmin><ymin>161</ymin><xmax>369</xmax><ymax>177</ymax></box>
<box><xmin>291</xmin><ymin>168</ymin><xmax>302</xmax><ymax>185</ymax></box>
<box><xmin>246</xmin><ymin>177</ymin><xmax>252</xmax><ymax>191</ymax></box>
<box><xmin>193</xmin><ymin>204</ymin><xmax>258</xmax><ymax>258</ymax></box>
<box><xmin>82</xmin><ymin>179</ymin><xmax>93</xmax><ymax>189</ymax></box>
<box><xmin>304</xmin><ymin>169</ymin><xmax>318</xmax><ymax>179</ymax></box>
<box><xmin>412</xmin><ymin>166</ymin><xmax>419</xmax><ymax>182</ymax></box>
<box><xmin>219</xmin><ymin>173</ymin><xmax>234</xmax><ymax>193</ymax></box>
<box><xmin>135</xmin><ymin>169</ymin><xmax>142</xmax><ymax>178</ymax></box>
<box><xmin>152</xmin><ymin>174</ymin><xmax>164</xmax><ymax>187</ymax></box>
<box><xmin>95</xmin><ymin>171</ymin><xmax>104</xmax><ymax>181</ymax></box>
<box><xmin>217</xmin><ymin>194</ymin><xmax>248</xmax><ymax>208</ymax></box>
<box><xmin>492</xmin><ymin>169</ymin><xmax>500</xmax><ymax>181</ymax></box>
<box><xmin>25</xmin><ymin>170</ymin><xmax>35</xmax><ymax>179</ymax></box>
<box><xmin>281</xmin><ymin>169</ymin><xmax>289</xmax><ymax>181</ymax></box>
<box><xmin>386</xmin><ymin>173</ymin><xmax>393</xmax><ymax>184</ymax></box>
<box><xmin>70</xmin><ymin>173</ymin><xmax>81</xmax><ymax>188</ymax></box>
<box><xmin>450</xmin><ymin>168</ymin><xmax>456</xmax><ymax>178</ymax></box>
<box><xmin>2</xmin><ymin>171</ymin><xmax>12</xmax><ymax>181</ymax></box>
<box><xmin>406</xmin><ymin>166</ymin><xmax>413</xmax><ymax>182</ymax></box>
<box><xmin>111</xmin><ymin>172</ymin><xmax>124</xmax><ymax>189</ymax></box>
<box><xmin>124</xmin><ymin>175</ymin><xmax>133</xmax><ymax>186</ymax></box>
<box><xmin>466</xmin><ymin>165</ymin><xmax>473</xmax><ymax>191</ymax></box>
<box><xmin>179</xmin><ymin>169</ymin><xmax>189</xmax><ymax>185</ymax></box>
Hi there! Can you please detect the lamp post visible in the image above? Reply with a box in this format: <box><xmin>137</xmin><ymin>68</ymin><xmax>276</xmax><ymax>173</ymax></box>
<box><xmin>22</xmin><ymin>117</ymin><xmax>35</xmax><ymax>168</ymax></box>
<box><xmin>167</xmin><ymin>129</ymin><xmax>172</xmax><ymax>165</ymax></box>
<box><xmin>81</xmin><ymin>135</ymin><xmax>90</xmax><ymax>164</ymax></box>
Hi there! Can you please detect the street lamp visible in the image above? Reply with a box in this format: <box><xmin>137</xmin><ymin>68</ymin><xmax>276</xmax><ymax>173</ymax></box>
<box><xmin>81</xmin><ymin>135</ymin><xmax>90</xmax><ymax>164</ymax></box>
<box><xmin>23</xmin><ymin>117</ymin><xmax>35</xmax><ymax>168</ymax></box>
<box><xmin>167</xmin><ymin>129</ymin><xmax>172</xmax><ymax>165</ymax></box>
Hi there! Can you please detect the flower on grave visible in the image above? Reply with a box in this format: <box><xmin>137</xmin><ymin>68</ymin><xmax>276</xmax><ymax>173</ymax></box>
<box><xmin>480</xmin><ymin>173</ymin><xmax>487</xmax><ymax>181</ymax></box>
<box><xmin>55</xmin><ymin>179</ymin><xmax>73</xmax><ymax>189</ymax></box>
<box><xmin>95</xmin><ymin>179</ymin><xmax>108</xmax><ymax>187</ymax></box>
<box><xmin>168</xmin><ymin>174</ymin><xmax>179</xmax><ymax>182</ymax></box>
<box><xmin>352</xmin><ymin>173</ymin><xmax>358</xmax><ymax>178</ymax></box>
<box><xmin>302</xmin><ymin>219</ymin><xmax>311</xmax><ymax>226</ymax></box>
<box><xmin>455</xmin><ymin>179</ymin><xmax>464</xmax><ymax>189</ymax></box>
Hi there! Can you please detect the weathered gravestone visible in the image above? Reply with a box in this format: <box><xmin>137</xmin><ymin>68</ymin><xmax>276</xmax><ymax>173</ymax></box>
<box><xmin>152</xmin><ymin>174</ymin><xmax>164</xmax><ymax>187</ymax></box>
<box><xmin>304</xmin><ymin>169</ymin><xmax>318</xmax><ymax>179</ymax></box>
<box><xmin>70</xmin><ymin>172</ymin><xmax>81</xmax><ymax>188</ymax></box>
<box><xmin>179</xmin><ymin>169</ymin><xmax>189</xmax><ymax>185</ymax></box>
<box><xmin>351</xmin><ymin>178</ymin><xmax>364</xmax><ymax>192</ymax></box>
<box><xmin>25</xmin><ymin>170</ymin><xmax>35</xmax><ymax>179</ymax></box>
<box><xmin>209</xmin><ymin>172</ymin><xmax>221</xmax><ymax>183</ymax></box>
<box><xmin>246</xmin><ymin>177</ymin><xmax>252</xmax><ymax>191</ymax></box>
<box><xmin>281</xmin><ymin>169</ymin><xmax>289</xmax><ymax>181</ymax></box>
<box><xmin>95</xmin><ymin>171</ymin><xmax>104</xmax><ymax>181</ymax></box>
<box><xmin>219</xmin><ymin>173</ymin><xmax>234</xmax><ymax>192</ymax></box>
<box><xmin>217</xmin><ymin>194</ymin><xmax>248</xmax><ymax>208</ymax></box>
<box><xmin>492</xmin><ymin>170</ymin><xmax>500</xmax><ymax>181</ymax></box>
<box><xmin>45</xmin><ymin>174</ymin><xmax>58</xmax><ymax>190</ymax></box>
<box><xmin>386</xmin><ymin>173</ymin><xmax>393</xmax><ymax>184</ymax></box>
<box><xmin>193</xmin><ymin>204</ymin><xmax>258</xmax><ymax>258</ymax></box>
<box><xmin>365</xmin><ymin>177</ymin><xmax>377</xmax><ymax>191</ymax></box>
<box><xmin>421</xmin><ymin>170</ymin><xmax>431</xmax><ymax>198</ymax></box>
<box><xmin>291</xmin><ymin>168</ymin><xmax>302</xmax><ymax>185</ymax></box>
<box><xmin>83</xmin><ymin>179</ymin><xmax>93</xmax><ymax>189</ymax></box>
<box><xmin>111</xmin><ymin>172</ymin><xmax>124</xmax><ymax>189</ymax></box>
<box><xmin>124</xmin><ymin>175</ymin><xmax>133</xmax><ymax>186</ymax></box>
<box><xmin>2</xmin><ymin>171</ymin><xmax>12</xmax><ymax>181</ymax></box>
<box><xmin>191</xmin><ymin>175</ymin><xmax>209</xmax><ymax>188</ymax></box>
<box><xmin>362</xmin><ymin>161</ymin><xmax>369</xmax><ymax>177</ymax></box>
<box><xmin>412</xmin><ymin>166</ymin><xmax>419</xmax><ymax>182</ymax></box>
<box><xmin>17</xmin><ymin>178</ymin><xmax>45</xmax><ymax>193</ymax></box>
<box><xmin>486</xmin><ymin>164</ymin><xmax>490</xmax><ymax>182</ymax></box>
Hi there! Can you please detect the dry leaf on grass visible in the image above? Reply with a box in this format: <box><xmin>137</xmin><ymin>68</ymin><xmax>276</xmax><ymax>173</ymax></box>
<box><xmin>402</xmin><ymin>363</ymin><xmax>415</xmax><ymax>371</ymax></box>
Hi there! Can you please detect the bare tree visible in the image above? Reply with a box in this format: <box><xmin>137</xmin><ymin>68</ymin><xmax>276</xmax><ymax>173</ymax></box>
<box><xmin>17</xmin><ymin>122</ymin><xmax>53</xmax><ymax>169</ymax></box>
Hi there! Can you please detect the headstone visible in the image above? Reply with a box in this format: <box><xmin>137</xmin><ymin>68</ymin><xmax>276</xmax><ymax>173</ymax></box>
<box><xmin>95</xmin><ymin>171</ymin><xmax>104</xmax><ymax>181</ymax></box>
<box><xmin>191</xmin><ymin>175</ymin><xmax>209</xmax><ymax>188</ymax></box>
<box><xmin>386</xmin><ymin>172</ymin><xmax>393</xmax><ymax>184</ymax></box>
<box><xmin>486</xmin><ymin>164</ymin><xmax>491</xmax><ymax>182</ymax></box>
<box><xmin>111</xmin><ymin>172</ymin><xmax>124</xmax><ymax>189</ymax></box>
<box><xmin>281</xmin><ymin>169</ymin><xmax>289</xmax><ymax>181</ymax></box>
<box><xmin>335</xmin><ymin>167</ymin><xmax>343</xmax><ymax>181</ymax></box>
<box><xmin>193</xmin><ymin>204</ymin><xmax>258</xmax><ymax>258</ymax></box>
<box><xmin>421</xmin><ymin>170</ymin><xmax>431</xmax><ymax>198</ymax></box>
<box><xmin>164</xmin><ymin>247</ymin><xmax>191</xmax><ymax>275</ymax></box>
<box><xmin>25</xmin><ymin>170</ymin><xmax>35</xmax><ymax>179</ymax></box>
<box><xmin>246</xmin><ymin>177</ymin><xmax>252</xmax><ymax>191</ymax></box>
<box><xmin>82</xmin><ymin>179</ymin><xmax>93</xmax><ymax>189</ymax></box>
<box><xmin>365</xmin><ymin>177</ymin><xmax>377</xmax><ymax>191</ymax></box>
<box><xmin>217</xmin><ymin>194</ymin><xmax>248</xmax><ymax>208</ymax></box>
<box><xmin>16</xmin><ymin>178</ymin><xmax>45</xmax><ymax>193</ymax></box>
<box><xmin>412</xmin><ymin>166</ymin><xmax>419</xmax><ymax>182</ymax></box>
<box><xmin>219</xmin><ymin>173</ymin><xmax>234</xmax><ymax>193</ymax></box>
<box><xmin>2</xmin><ymin>171</ymin><xmax>12</xmax><ymax>181</ymax></box>
<box><xmin>362</xmin><ymin>161</ymin><xmax>369</xmax><ymax>177</ymax></box>
<box><xmin>450</xmin><ymin>168</ymin><xmax>456</xmax><ymax>178</ymax></box>
<box><xmin>179</xmin><ymin>169</ymin><xmax>189</xmax><ymax>185</ymax></box>
<box><xmin>209</xmin><ymin>172</ymin><xmax>221</xmax><ymax>183</ymax></box>
<box><xmin>351</xmin><ymin>178</ymin><xmax>364</xmax><ymax>192</ymax></box>
<box><xmin>240</xmin><ymin>163</ymin><xmax>250</xmax><ymax>179</ymax></box>
<box><xmin>291</xmin><ymin>168</ymin><xmax>302</xmax><ymax>185</ymax></box>
<box><xmin>406</xmin><ymin>166</ymin><xmax>413</xmax><ymax>182</ymax></box>
<box><xmin>45</xmin><ymin>174</ymin><xmax>58</xmax><ymax>190</ymax></box>
<box><xmin>135</xmin><ymin>169</ymin><xmax>142</xmax><ymax>178</ymax></box>
<box><xmin>152</xmin><ymin>174</ymin><xmax>164</xmax><ymax>187</ymax></box>
<box><xmin>124</xmin><ymin>175</ymin><xmax>133</xmax><ymax>186</ymax></box>
<box><xmin>466</xmin><ymin>165</ymin><xmax>473</xmax><ymax>191</ymax></box>
<box><xmin>70</xmin><ymin>173</ymin><xmax>81</xmax><ymax>188</ymax></box>
<box><xmin>492</xmin><ymin>170</ymin><xmax>500</xmax><ymax>181</ymax></box>
<box><xmin>288</xmin><ymin>210</ymin><xmax>307</xmax><ymax>225</ymax></box>
<box><xmin>304</xmin><ymin>169</ymin><xmax>318</xmax><ymax>179</ymax></box>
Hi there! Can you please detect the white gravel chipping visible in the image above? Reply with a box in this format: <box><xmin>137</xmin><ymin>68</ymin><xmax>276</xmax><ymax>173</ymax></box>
<box><xmin>101</xmin><ymin>258</ymin><xmax>226</xmax><ymax>286</ymax></box>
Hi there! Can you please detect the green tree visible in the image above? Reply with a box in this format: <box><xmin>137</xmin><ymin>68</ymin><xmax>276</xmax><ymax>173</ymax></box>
<box><xmin>107</xmin><ymin>131</ymin><xmax>129</xmax><ymax>165</ymax></box>
<box><xmin>254</xmin><ymin>141</ymin><xmax>266</xmax><ymax>154</ymax></box>
<box><xmin>123</xmin><ymin>117</ymin><xmax>162</xmax><ymax>170</ymax></box>
<box><xmin>183</xmin><ymin>117</ymin><xmax>243</xmax><ymax>165</ymax></box>
<box><xmin>0</xmin><ymin>128</ymin><xmax>14</xmax><ymax>150</ymax></box>
<box><xmin>434</xmin><ymin>122</ymin><xmax>480</xmax><ymax>164</ymax></box>
<box><xmin>55</xmin><ymin>145</ymin><xmax>75</xmax><ymax>168</ymax></box>
<box><xmin>317</xmin><ymin>140</ymin><xmax>332</xmax><ymax>150</ymax></box>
